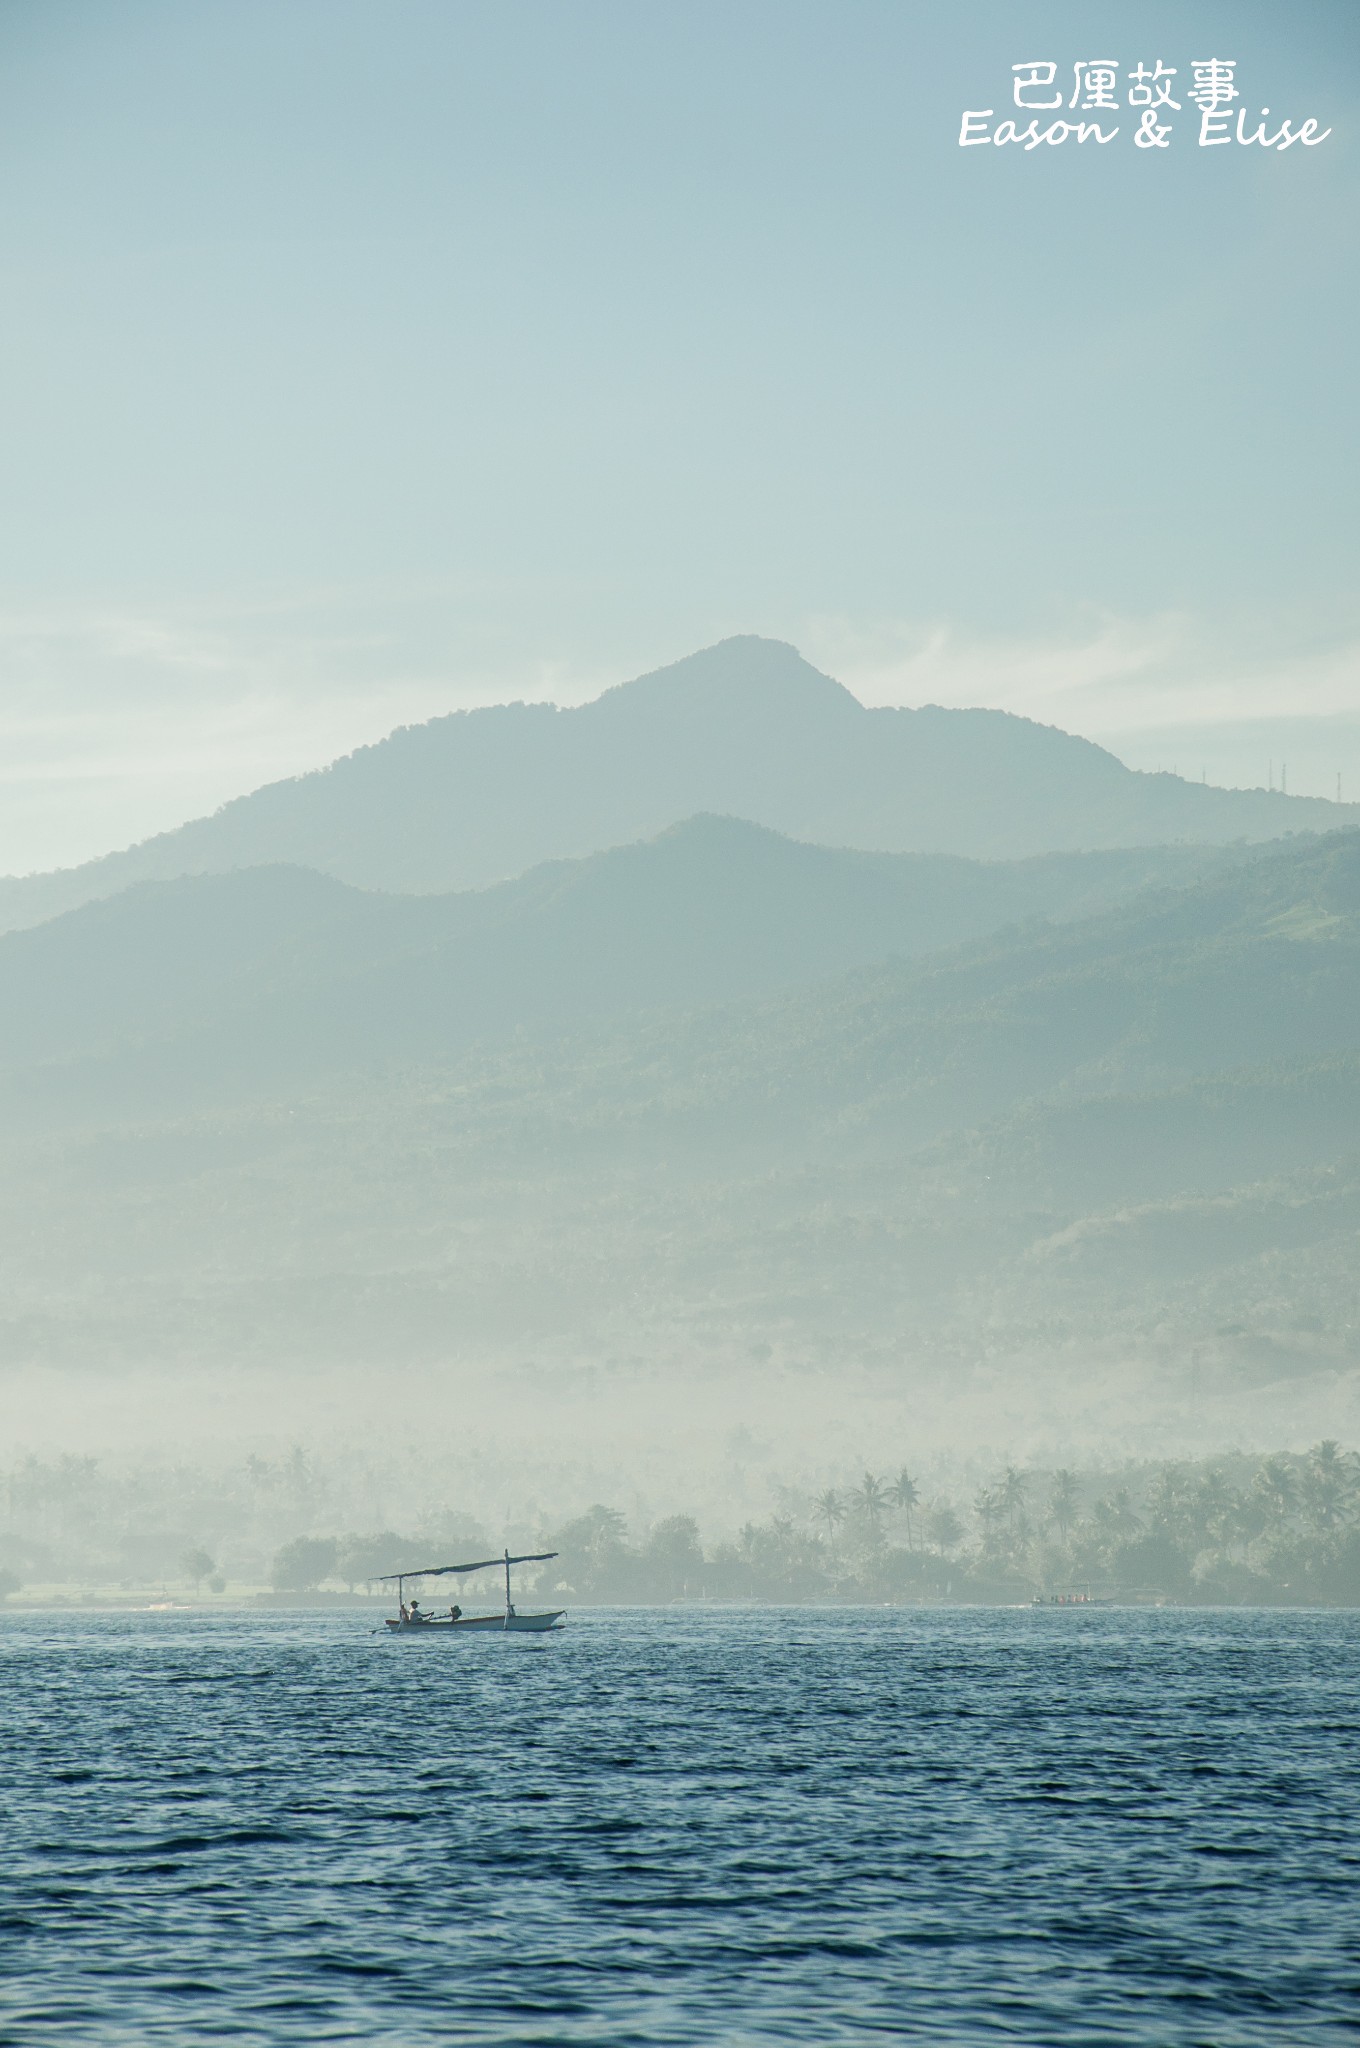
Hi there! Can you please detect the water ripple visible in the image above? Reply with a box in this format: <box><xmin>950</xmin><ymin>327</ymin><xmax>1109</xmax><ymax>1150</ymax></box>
<box><xmin>1</xmin><ymin>1607</ymin><xmax>1358</xmax><ymax>2043</ymax></box>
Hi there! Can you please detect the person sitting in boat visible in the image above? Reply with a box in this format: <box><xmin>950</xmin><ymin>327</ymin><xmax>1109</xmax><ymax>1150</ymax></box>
<box><xmin>448</xmin><ymin>1603</ymin><xmax>462</xmax><ymax>1621</ymax></box>
<box><xmin>409</xmin><ymin>1599</ymin><xmax>425</xmax><ymax>1623</ymax></box>
<box><xmin>398</xmin><ymin>1600</ymin><xmax>409</xmax><ymax>1623</ymax></box>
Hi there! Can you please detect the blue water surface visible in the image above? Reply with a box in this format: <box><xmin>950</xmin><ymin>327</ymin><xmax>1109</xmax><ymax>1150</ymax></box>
<box><xmin>1</xmin><ymin>1605</ymin><xmax>1358</xmax><ymax>2044</ymax></box>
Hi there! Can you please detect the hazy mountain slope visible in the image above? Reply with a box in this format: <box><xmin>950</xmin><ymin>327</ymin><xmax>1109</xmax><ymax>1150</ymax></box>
<box><xmin>0</xmin><ymin>637</ymin><xmax>1351</xmax><ymax>932</ymax></box>
<box><xmin>0</xmin><ymin>816</ymin><xmax>1249</xmax><ymax>1093</ymax></box>
<box><xmin>549</xmin><ymin>829</ymin><xmax>1360</xmax><ymax>1152</ymax></box>
<box><xmin>0</xmin><ymin>830</ymin><xmax>1356</xmax><ymax>1383</ymax></box>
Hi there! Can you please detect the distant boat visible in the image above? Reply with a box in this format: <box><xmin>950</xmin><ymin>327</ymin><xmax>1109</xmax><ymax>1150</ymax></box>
<box><xmin>380</xmin><ymin>1550</ymin><xmax>564</xmax><ymax>1633</ymax></box>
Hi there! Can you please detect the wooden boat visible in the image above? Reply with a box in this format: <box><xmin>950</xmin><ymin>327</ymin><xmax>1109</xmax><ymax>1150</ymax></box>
<box><xmin>381</xmin><ymin>1549</ymin><xmax>564</xmax><ymax>1634</ymax></box>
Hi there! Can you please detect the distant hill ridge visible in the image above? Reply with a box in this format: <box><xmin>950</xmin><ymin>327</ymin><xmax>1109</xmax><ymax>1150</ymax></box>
<box><xmin>0</xmin><ymin>635</ymin><xmax>1352</xmax><ymax>933</ymax></box>
<box><xmin>1</xmin><ymin>819</ymin><xmax>1358</xmax><ymax>1371</ymax></box>
<box><xmin>0</xmin><ymin>816</ymin><xmax>1254</xmax><ymax>1097</ymax></box>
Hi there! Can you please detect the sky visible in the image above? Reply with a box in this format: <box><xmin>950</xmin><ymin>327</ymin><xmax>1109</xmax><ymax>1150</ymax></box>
<box><xmin>0</xmin><ymin>0</ymin><xmax>1356</xmax><ymax>871</ymax></box>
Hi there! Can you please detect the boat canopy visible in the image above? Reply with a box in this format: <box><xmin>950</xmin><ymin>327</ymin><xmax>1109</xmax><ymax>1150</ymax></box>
<box><xmin>379</xmin><ymin>1550</ymin><xmax>558</xmax><ymax>1582</ymax></box>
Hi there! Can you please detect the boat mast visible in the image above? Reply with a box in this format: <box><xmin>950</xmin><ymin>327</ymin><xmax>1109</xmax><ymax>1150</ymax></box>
<box><xmin>503</xmin><ymin>1549</ymin><xmax>512</xmax><ymax>1613</ymax></box>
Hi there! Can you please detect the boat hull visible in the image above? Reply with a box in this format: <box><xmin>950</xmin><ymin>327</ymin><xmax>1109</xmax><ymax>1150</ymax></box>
<box><xmin>384</xmin><ymin>1610</ymin><xmax>564</xmax><ymax>1634</ymax></box>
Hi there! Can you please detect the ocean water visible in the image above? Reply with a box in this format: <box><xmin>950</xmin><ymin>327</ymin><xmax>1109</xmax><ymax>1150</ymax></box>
<box><xmin>1</xmin><ymin>1607</ymin><xmax>1358</xmax><ymax>2045</ymax></box>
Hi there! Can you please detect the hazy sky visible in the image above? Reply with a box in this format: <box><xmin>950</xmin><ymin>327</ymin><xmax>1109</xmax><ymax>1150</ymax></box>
<box><xmin>0</xmin><ymin>0</ymin><xmax>1356</xmax><ymax>869</ymax></box>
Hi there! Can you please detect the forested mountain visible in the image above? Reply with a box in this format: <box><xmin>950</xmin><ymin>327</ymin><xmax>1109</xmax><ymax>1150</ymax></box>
<box><xmin>0</xmin><ymin>636</ymin><xmax>1351</xmax><ymax>932</ymax></box>
<box><xmin>0</xmin><ymin>829</ymin><xmax>1356</xmax><ymax>1387</ymax></box>
<box><xmin>0</xmin><ymin>817</ymin><xmax>1250</xmax><ymax>1104</ymax></box>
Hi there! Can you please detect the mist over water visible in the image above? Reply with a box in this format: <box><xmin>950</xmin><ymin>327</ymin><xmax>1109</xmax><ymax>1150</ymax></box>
<box><xmin>8</xmin><ymin>1350</ymin><xmax>1359</xmax><ymax>1539</ymax></box>
<box><xmin>6</xmin><ymin>1351</ymin><xmax>1359</xmax><ymax>1619</ymax></box>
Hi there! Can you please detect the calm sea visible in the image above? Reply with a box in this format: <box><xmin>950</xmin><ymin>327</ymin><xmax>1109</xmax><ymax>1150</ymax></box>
<box><xmin>1</xmin><ymin>1606</ymin><xmax>1357</xmax><ymax>2044</ymax></box>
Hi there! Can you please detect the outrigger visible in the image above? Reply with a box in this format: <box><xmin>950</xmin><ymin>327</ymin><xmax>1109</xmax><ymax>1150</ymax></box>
<box><xmin>381</xmin><ymin>1549</ymin><xmax>564</xmax><ymax>1633</ymax></box>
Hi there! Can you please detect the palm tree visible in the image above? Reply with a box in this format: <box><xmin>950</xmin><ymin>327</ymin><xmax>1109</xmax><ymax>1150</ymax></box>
<box><xmin>812</xmin><ymin>1488</ymin><xmax>846</xmax><ymax>1544</ymax></box>
<box><xmin>1252</xmin><ymin>1457</ymin><xmax>1297</xmax><ymax>1531</ymax></box>
<box><xmin>999</xmin><ymin>1466</ymin><xmax>1029</xmax><ymax>1535</ymax></box>
<box><xmin>1146</xmin><ymin>1465</ymin><xmax>1194</xmax><ymax>1547</ymax></box>
<box><xmin>853</xmin><ymin>1473</ymin><xmax>890</xmax><ymax>1530</ymax></box>
<box><xmin>1194</xmin><ymin>1471</ymin><xmax>1244</xmax><ymax>1553</ymax></box>
<box><xmin>973</xmin><ymin>1484</ymin><xmax>1002</xmax><ymax>1546</ymax></box>
<box><xmin>1091</xmin><ymin>1489</ymin><xmax>1142</xmax><ymax>1546</ymax></box>
<box><xmin>887</xmin><ymin>1469</ymin><xmax>920</xmax><ymax>1548</ymax></box>
<box><xmin>1301</xmin><ymin>1440</ymin><xmax>1360</xmax><ymax>1538</ymax></box>
<box><xmin>1048</xmin><ymin>1470</ymin><xmax>1079</xmax><ymax>1543</ymax></box>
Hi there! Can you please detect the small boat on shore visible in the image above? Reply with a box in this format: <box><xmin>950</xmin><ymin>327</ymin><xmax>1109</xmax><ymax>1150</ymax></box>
<box><xmin>381</xmin><ymin>1550</ymin><xmax>564</xmax><ymax>1634</ymax></box>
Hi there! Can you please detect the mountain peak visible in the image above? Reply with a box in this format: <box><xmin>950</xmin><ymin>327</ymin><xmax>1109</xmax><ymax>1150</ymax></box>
<box><xmin>0</xmin><ymin>636</ymin><xmax>1355</xmax><ymax>933</ymax></box>
<box><xmin>591</xmin><ymin>635</ymin><xmax>861</xmax><ymax>724</ymax></box>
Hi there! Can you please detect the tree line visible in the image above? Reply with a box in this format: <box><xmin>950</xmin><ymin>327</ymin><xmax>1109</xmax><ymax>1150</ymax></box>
<box><xmin>4</xmin><ymin>1441</ymin><xmax>1358</xmax><ymax>1606</ymax></box>
<box><xmin>262</xmin><ymin>1442</ymin><xmax>1360</xmax><ymax>1607</ymax></box>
